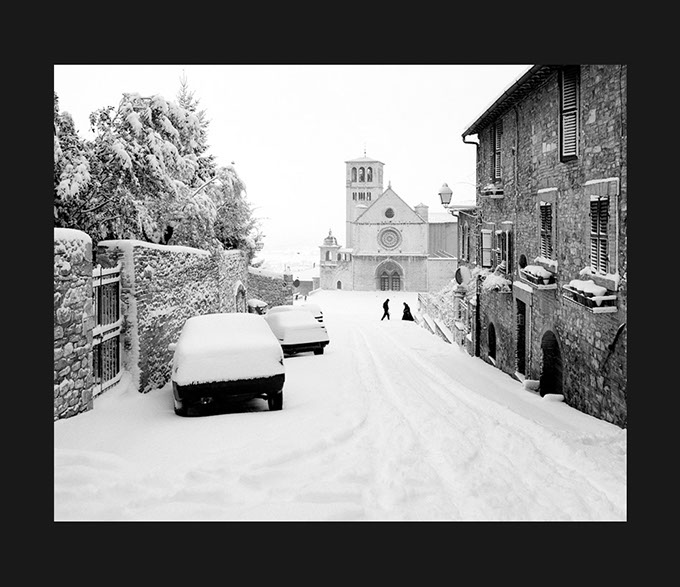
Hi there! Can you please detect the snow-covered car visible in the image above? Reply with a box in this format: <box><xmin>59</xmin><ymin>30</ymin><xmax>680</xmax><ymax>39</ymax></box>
<box><xmin>247</xmin><ymin>298</ymin><xmax>268</xmax><ymax>315</ymax></box>
<box><xmin>170</xmin><ymin>313</ymin><xmax>285</xmax><ymax>416</ymax></box>
<box><xmin>299</xmin><ymin>302</ymin><xmax>323</xmax><ymax>323</ymax></box>
<box><xmin>268</xmin><ymin>302</ymin><xmax>324</xmax><ymax>323</ymax></box>
<box><xmin>264</xmin><ymin>308</ymin><xmax>330</xmax><ymax>356</ymax></box>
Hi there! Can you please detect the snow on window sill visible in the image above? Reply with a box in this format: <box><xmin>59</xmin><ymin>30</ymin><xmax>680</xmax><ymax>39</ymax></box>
<box><xmin>562</xmin><ymin>284</ymin><xmax>618</xmax><ymax>313</ymax></box>
<box><xmin>578</xmin><ymin>267</ymin><xmax>620</xmax><ymax>292</ymax></box>
<box><xmin>533</xmin><ymin>256</ymin><xmax>558</xmax><ymax>272</ymax></box>
<box><xmin>519</xmin><ymin>268</ymin><xmax>557</xmax><ymax>289</ymax></box>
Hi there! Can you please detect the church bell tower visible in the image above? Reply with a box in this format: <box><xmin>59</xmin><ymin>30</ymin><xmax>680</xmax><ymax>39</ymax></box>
<box><xmin>344</xmin><ymin>151</ymin><xmax>384</xmax><ymax>248</ymax></box>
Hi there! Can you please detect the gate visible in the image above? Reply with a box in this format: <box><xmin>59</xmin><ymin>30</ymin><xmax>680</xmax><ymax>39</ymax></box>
<box><xmin>92</xmin><ymin>263</ymin><xmax>122</xmax><ymax>396</ymax></box>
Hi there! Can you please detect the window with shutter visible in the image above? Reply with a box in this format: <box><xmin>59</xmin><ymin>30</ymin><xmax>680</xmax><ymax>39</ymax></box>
<box><xmin>560</xmin><ymin>66</ymin><xmax>579</xmax><ymax>160</ymax></box>
<box><xmin>590</xmin><ymin>196</ymin><xmax>609</xmax><ymax>274</ymax></box>
<box><xmin>540</xmin><ymin>202</ymin><xmax>553</xmax><ymax>259</ymax></box>
<box><xmin>505</xmin><ymin>230</ymin><xmax>513</xmax><ymax>273</ymax></box>
<box><xmin>495</xmin><ymin>230</ymin><xmax>503</xmax><ymax>267</ymax></box>
<box><xmin>492</xmin><ymin>121</ymin><xmax>502</xmax><ymax>179</ymax></box>
<box><xmin>481</xmin><ymin>229</ymin><xmax>492</xmax><ymax>268</ymax></box>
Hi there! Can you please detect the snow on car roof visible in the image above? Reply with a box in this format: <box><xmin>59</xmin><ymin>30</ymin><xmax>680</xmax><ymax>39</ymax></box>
<box><xmin>172</xmin><ymin>313</ymin><xmax>284</xmax><ymax>386</ymax></box>
<box><xmin>247</xmin><ymin>298</ymin><xmax>268</xmax><ymax>308</ymax></box>
<box><xmin>268</xmin><ymin>305</ymin><xmax>296</xmax><ymax>312</ymax></box>
<box><xmin>265</xmin><ymin>308</ymin><xmax>318</xmax><ymax>327</ymax></box>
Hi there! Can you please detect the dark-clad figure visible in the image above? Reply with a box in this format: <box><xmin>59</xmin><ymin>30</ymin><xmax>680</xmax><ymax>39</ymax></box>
<box><xmin>402</xmin><ymin>302</ymin><xmax>414</xmax><ymax>321</ymax></box>
<box><xmin>381</xmin><ymin>298</ymin><xmax>390</xmax><ymax>320</ymax></box>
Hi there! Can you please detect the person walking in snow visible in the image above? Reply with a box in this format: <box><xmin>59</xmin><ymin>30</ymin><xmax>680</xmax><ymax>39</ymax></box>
<box><xmin>381</xmin><ymin>298</ymin><xmax>390</xmax><ymax>320</ymax></box>
<box><xmin>402</xmin><ymin>302</ymin><xmax>414</xmax><ymax>321</ymax></box>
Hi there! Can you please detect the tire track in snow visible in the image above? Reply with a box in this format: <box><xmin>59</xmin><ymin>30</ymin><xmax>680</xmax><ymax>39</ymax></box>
<box><xmin>380</xmin><ymin>325</ymin><xmax>626</xmax><ymax>517</ymax></box>
<box><xmin>355</xmin><ymin>323</ymin><xmax>624</xmax><ymax>520</ymax></box>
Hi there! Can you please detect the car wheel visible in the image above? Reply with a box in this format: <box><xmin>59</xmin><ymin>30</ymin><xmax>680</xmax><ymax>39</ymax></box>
<box><xmin>174</xmin><ymin>398</ymin><xmax>188</xmax><ymax>416</ymax></box>
<box><xmin>313</xmin><ymin>347</ymin><xmax>324</xmax><ymax>355</ymax></box>
<box><xmin>268</xmin><ymin>390</ymin><xmax>283</xmax><ymax>411</ymax></box>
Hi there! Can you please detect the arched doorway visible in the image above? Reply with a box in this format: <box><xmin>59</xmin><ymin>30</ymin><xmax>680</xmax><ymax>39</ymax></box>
<box><xmin>540</xmin><ymin>330</ymin><xmax>563</xmax><ymax>396</ymax></box>
<box><xmin>488</xmin><ymin>322</ymin><xmax>496</xmax><ymax>362</ymax></box>
<box><xmin>336</xmin><ymin>281</ymin><xmax>342</xmax><ymax>289</ymax></box>
<box><xmin>233</xmin><ymin>281</ymin><xmax>247</xmax><ymax>313</ymax></box>
<box><xmin>375</xmin><ymin>260</ymin><xmax>404</xmax><ymax>291</ymax></box>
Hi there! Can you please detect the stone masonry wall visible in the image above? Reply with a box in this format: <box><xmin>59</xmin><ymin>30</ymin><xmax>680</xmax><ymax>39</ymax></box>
<box><xmin>54</xmin><ymin>229</ymin><xmax>95</xmax><ymax>420</ymax></box>
<box><xmin>96</xmin><ymin>241</ymin><xmax>248</xmax><ymax>394</ymax></box>
<box><xmin>479</xmin><ymin>288</ymin><xmax>515</xmax><ymax>374</ymax></box>
<box><xmin>472</xmin><ymin>65</ymin><xmax>627</xmax><ymax>427</ymax></box>
<box><xmin>248</xmin><ymin>267</ymin><xmax>294</xmax><ymax>307</ymax></box>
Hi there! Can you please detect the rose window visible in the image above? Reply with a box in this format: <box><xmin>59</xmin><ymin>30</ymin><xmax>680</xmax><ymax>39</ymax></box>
<box><xmin>378</xmin><ymin>227</ymin><xmax>401</xmax><ymax>250</ymax></box>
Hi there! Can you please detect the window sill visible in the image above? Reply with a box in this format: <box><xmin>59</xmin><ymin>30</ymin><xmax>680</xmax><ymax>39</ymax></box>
<box><xmin>585</xmin><ymin>272</ymin><xmax>619</xmax><ymax>292</ymax></box>
<box><xmin>562</xmin><ymin>285</ymin><xmax>618</xmax><ymax>313</ymax></box>
<box><xmin>519</xmin><ymin>269</ymin><xmax>557</xmax><ymax>289</ymax></box>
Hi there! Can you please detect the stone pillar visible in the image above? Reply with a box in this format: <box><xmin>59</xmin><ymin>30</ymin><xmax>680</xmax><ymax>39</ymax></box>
<box><xmin>54</xmin><ymin>228</ymin><xmax>95</xmax><ymax>420</ymax></box>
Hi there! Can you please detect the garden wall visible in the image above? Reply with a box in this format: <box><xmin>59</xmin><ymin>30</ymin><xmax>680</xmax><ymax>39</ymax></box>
<box><xmin>248</xmin><ymin>267</ymin><xmax>294</xmax><ymax>307</ymax></box>
<box><xmin>95</xmin><ymin>240</ymin><xmax>249</xmax><ymax>394</ymax></box>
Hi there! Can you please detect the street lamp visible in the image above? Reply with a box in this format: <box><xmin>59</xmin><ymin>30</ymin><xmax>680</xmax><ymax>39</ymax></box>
<box><xmin>438</xmin><ymin>181</ymin><xmax>478</xmax><ymax>211</ymax></box>
<box><xmin>438</xmin><ymin>183</ymin><xmax>453</xmax><ymax>206</ymax></box>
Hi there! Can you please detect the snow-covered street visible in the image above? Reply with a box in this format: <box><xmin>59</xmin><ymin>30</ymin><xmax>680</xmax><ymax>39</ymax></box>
<box><xmin>54</xmin><ymin>290</ymin><xmax>626</xmax><ymax>521</ymax></box>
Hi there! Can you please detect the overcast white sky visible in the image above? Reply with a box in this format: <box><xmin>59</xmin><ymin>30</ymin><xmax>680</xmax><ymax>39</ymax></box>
<box><xmin>53</xmin><ymin>64</ymin><xmax>531</xmax><ymax>253</ymax></box>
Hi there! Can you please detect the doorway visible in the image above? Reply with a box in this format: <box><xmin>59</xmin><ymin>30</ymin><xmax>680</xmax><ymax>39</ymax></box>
<box><xmin>516</xmin><ymin>300</ymin><xmax>526</xmax><ymax>374</ymax></box>
<box><xmin>488</xmin><ymin>322</ymin><xmax>497</xmax><ymax>362</ymax></box>
<box><xmin>540</xmin><ymin>330</ymin><xmax>563</xmax><ymax>396</ymax></box>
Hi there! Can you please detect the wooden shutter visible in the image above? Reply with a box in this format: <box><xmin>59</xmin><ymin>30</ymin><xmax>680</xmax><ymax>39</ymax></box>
<box><xmin>495</xmin><ymin>231</ymin><xmax>503</xmax><ymax>267</ymax></box>
<box><xmin>561</xmin><ymin>67</ymin><xmax>579</xmax><ymax>159</ymax></box>
<box><xmin>481</xmin><ymin>229</ymin><xmax>492</xmax><ymax>267</ymax></box>
<box><xmin>590</xmin><ymin>197</ymin><xmax>609</xmax><ymax>273</ymax></box>
<box><xmin>505</xmin><ymin>230</ymin><xmax>513</xmax><ymax>272</ymax></box>
<box><xmin>540</xmin><ymin>203</ymin><xmax>553</xmax><ymax>258</ymax></box>
<box><xmin>492</xmin><ymin>121</ymin><xmax>502</xmax><ymax>179</ymax></box>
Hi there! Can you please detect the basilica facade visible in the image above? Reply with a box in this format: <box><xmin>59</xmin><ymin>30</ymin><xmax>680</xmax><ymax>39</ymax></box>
<box><xmin>319</xmin><ymin>154</ymin><xmax>458</xmax><ymax>292</ymax></box>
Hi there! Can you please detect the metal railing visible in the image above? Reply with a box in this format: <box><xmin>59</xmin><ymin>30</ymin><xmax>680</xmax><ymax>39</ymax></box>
<box><xmin>92</xmin><ymin>263</ymin><xmax>122</xmax><ymax>395</ymax></box>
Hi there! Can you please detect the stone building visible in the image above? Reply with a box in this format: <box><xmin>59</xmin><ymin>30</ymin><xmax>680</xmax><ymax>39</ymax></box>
<box><xmin>448</xmin><ymin>64</ymin><xmax>627</xmax><ymax>427</ymax></box>
<box><xmin>319</xmin><ymin>154</ymin><xmax>458</xmax><ymax>292</ymax></box>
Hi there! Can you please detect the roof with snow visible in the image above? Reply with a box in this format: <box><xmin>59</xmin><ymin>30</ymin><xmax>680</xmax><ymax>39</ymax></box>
<box><xmin>428</xmin><ymin>211</ymin><xmax>458</xmax><ymax>223</ymax></box>
<box><xmin>462</xmin><ymin>65</ymin><xmax>561</xmax><ymax>137</ymax></box>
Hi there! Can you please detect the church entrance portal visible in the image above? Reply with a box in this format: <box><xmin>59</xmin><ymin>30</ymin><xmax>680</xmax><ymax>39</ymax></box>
<box><xmin>376</xmin><ymin>260</ymin><xmax>403</xmax><ymax>291</ymax></box>
<box><xmin>380</xmin><ymin>272</ymin><xmax>401</xmax><ymax>291</ymax></box>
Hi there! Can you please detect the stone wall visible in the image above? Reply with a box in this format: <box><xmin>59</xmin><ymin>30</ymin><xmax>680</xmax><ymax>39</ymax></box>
<box><xmin>479</xmin><ymin>288</ymin><xmax>515</xmax><ymax>373</ymax></box>
<box><xmin>95</xmin><ymin>241</ymin><xmax>249</xmax><ymax>394</ymax></box>
<box><xmin>54</xmin><ymin>229</ymin><xmax>95</xmax><ymax>420</ymax></box>
<box><xmin>426</xmin><ymin>258</ymin><xmax>458</xmax><ymax>292</ymax></box>
<box><xmin>472</xmin><ymin>65</ymin><xmax>627</xmax><ymax>427</ymax></box>
<box><xmin>247</xmin><ymin>267</ymin><xmax>294</xmax><ymax>307</ymax></box>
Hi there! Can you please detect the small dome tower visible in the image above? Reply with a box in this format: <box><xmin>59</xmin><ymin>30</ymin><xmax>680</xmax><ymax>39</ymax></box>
<box><xmin>319</xmin><ymin>229</ymin><xmax>341</xmax><ymax>266</ymax></box>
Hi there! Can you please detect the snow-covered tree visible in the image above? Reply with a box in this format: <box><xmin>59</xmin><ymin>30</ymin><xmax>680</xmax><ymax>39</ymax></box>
<box><xmin>54</xmin><ymin>81</ymin><xmax>264</xmax><ymax>265</ymax></box>
<box><xmin>209</xmin><ymin>164</ymin><xmax>264</xmax><ymax>264</ymax></box>
<box><xmin>54</xmin><ymin>92</ymin><xmax>92</xmax><ymax>229</ymax></box>
<box><xmin>85</xmin><ymin>92</ymin><xmax>206</xmax><ymax>243</ymax></box>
